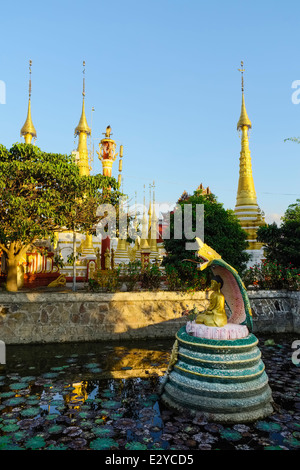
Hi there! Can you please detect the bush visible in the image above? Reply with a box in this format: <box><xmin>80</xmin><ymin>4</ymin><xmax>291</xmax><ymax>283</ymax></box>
<box><xmin>119</xmin><ymin>261</ymin><xmax>141</xmax><ymax>291</ymax></box>
<box><xmin>165</xmin><ymin>262</ymin><xmax>209</xmax><ymax>292</ymax></box>
<box><xmin>140</xmin><ymin>263</ymin><xmax>162</xmax><ymax>290</ymax></box>
<box><xmin>88</xmin><ymin>268</ymin><xmax>121</xmax><ymax>292</ymax></box>
<box><xmin>243</xmin><ymin>260</ymin><xmax>300</xmax><ymax>291</ymax></box>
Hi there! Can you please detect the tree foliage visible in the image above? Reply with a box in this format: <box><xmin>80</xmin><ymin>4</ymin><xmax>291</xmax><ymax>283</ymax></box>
<box><xmin>257</xmin><ymin>199</ymin><xmax>300</xmax><ymax>268</ymax></box>
<box><xmin>162</xmin><ymin>190</ymin><xmax>250</xmax><ymax>287</ymax></box>
<box><xmin>0</xmin><ymin>143</ymin><xmax>121</xmax><ymax>291</ymax></box>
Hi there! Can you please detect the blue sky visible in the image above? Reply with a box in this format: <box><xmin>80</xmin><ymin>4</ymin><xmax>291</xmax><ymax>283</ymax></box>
<box><xmin>1</xmin><ymin>0</ymin><xmax>300</xmax><ymax>224</ymax></box>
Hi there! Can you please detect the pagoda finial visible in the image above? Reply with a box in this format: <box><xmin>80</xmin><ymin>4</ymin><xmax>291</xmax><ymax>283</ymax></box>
<box><xmin>238</xmin><ymin>60</ymin><xmax>245</xmax><ymax>93</ymax></box>
<box><xmin>82</xmin><ymin>60</ymin><xmax>86</xmax><ymax>97</ymax></box>
<box><xmin>75</xmin><ymin>60</ymin><xmax>91</xmax><ymax>136</ymax></box>
<box><xmin>237</xmin><ymin>61</ymin><xmax>252</xmax><ymax>130</ymax></box>
<box><xmin>20</xmin><ymin>59</ymin><xmax>37</xmax><ymax>142</ymax></box>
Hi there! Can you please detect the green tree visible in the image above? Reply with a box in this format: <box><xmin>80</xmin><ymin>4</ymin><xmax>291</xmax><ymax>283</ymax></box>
<box><xmin>0</xmin><ymin>143</ymin><xmax>120</xmax><ymax>292</ymax></box>
<box><xmin>163</xmin><ymin>189</ymin><xmax>249</xmax><ymax>287</ymax></box>
<box><xmin>257</xmin><ymin>199</ymin><xmax>300</xmax><ymax>268</ymax></box>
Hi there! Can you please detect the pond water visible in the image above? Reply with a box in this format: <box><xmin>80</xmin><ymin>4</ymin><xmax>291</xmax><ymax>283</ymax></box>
<box><xmin>0</xmin><ymin>334</ymin><xmax>299</xmax><ymax>450</ymax></box>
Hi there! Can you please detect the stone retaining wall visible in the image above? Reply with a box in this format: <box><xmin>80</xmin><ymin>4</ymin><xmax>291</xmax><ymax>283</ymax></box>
<box><xmin>0</xmin><ymin>290</ymin><xmax>299</xmax><ymax>345</ymax></box>
<box><xmin>248</xmin><ymin>290</ymin><xmax>300</xmax><ymax>334</ymax></box>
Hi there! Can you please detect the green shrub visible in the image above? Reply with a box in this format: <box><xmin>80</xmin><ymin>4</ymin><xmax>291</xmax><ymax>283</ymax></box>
<box><xmin>243</xmin><ymin>260</ymin><xmax>300</xmax><ymax>291</ymax></box>
<box><xmin>140</xmin><ymin>263</ymin><xmax>162</xmax><ymax>290</ymax></box>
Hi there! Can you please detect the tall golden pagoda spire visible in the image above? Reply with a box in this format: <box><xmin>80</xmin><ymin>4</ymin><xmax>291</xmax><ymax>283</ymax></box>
<box><xmin>140</xmin><ymin>185</ymin><xmax>150</xmax><ymax>250</ymax></box>
<box><xmin>234</xmin><ymin>61</ymin><xmax>265</xmax><ymax>255</ymax></box>
<box><xmin>75</xmin><ymin>61</ymin><xmax>95</xmax><ymax>257</ymax></box>
<box><xmin>149</xmin><ymin>181</ymin><xmax>158</xmax><ymax>257</ymax></box>
<box><xmin>21</xmin><ymin>60</ymin><xmax>37</xmax><ymax>144</ymax></box>
<box><xmin>75</xmin><ymin>61</ymin><xmax>91</xmax><ymax>176</ymax></box>
<box><xmin>237</xmin><ymin>62</ymin><xmax>252</xmax><ymax>131</ymax></box>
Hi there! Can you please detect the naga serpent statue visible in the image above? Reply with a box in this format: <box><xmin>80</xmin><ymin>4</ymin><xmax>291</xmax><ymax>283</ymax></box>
<box><xmin>160</xmin><ymin>238</ymin><xmax>273</xmax><ymax>423</ymax></box>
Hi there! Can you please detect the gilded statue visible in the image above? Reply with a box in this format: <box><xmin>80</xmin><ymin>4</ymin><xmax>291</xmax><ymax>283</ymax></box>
<box><xmin>104</xmin><ymin>248</ymin><xmax>111</xmax><ymax>270</ymax></box>
<box><xmin>111</xmin><ymin>248</ymin><xmax>115</xmax><ymax>269</ymax></box>
<box><xmin>47</xmin><ymin>274</ymin><xmax>66</xmax><ymax>288</ymax></box>
<box><xmin>195</xmin><ymin>278</ymin><xmax>227</xmax><ymax>327</ymax></box>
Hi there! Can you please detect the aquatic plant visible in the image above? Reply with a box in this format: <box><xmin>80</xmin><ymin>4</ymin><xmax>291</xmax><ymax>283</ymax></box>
<box><xmin>255</xmin><ymin>421</ymin><xmax>282</xmax><ymax>432</ymax></box>
<box><xmin>220</xmin><ymin>429</ymin><xmax>243</xmax><ymax>441</ymax></box>
<box><xmin>20</xmin><ymin>407</ymin><xmax>41</xmax><ymax>418</ymax></box>
<box><xmin>90</xmin><ymin>437</ymin><xmax>119</xmax><ymax>450</ymax></box>
<box><xmin>125</xmin><ymin>441</ymin><xmax>148</xmax><ymax>450</ymax></box>
<box><xmin>24</xmin><ymin>436</ymin><xmax>46</xmax><ymax>450</ymax></box>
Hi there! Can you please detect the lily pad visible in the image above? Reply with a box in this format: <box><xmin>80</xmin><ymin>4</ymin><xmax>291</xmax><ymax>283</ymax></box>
<box><xmin>24</xmin><ymin>436</ymin><xmax>46</xmax><ymax>450</ymax></box>
<box><xmin>220</xmin><ymin>429</ymin><xmax>242</xmax><ymax>441</ymax></box>
<box><xmin>125</xmin><ymin>441</ymin><xmax>148</xmax><ymax>450</ymax></box>
<box><xmin>101</xmin><ymin>390</ymin><xmax>115</xmax><ymax>398</ymax></box>
<box><xmin>80</xmin><ymin>420</ymin><xmax>93</xmax><ymax>429</ymax></box>
<box><xmin>50</xmin><ymin>399</ymin><xmax>64</xmax><ymax>407</ymax></box>
<box><xmin>264</xmin><ymin>445</ymin><xmax>287</xmax><ymax>450</ymax></box>
<box><xmin>9</xmin><ymin>382</ymin><xmax>28</xmax><ymax>390</ymax></box>
<box><xmin>48</xmin><ymin>424</ymin><xmax>64</xmax><ymax>434</ymax></box>
<box><xmin>102</xmin><ymin>400</ymin><xmax>121</xmax><ymax>409</ymax></box>
<box><xmin>3</xmin><ymin>397</ymin><xmax>25</xmax><ymax>406</ymax></box>
<box><xmin>90</xmin><ymin>437</ymin><xmax>119</xmax><ymax>450</ymax></box>
<box><xmin>0</xmin><ymin>392</ymin><xmax>15</xmax><ymax>398</ymax></box>
<box><xmin>110</xmin><ymin>412</ymin><xmax>124</xmax><ymax>420</ymax></box>
<box><xmin>26</xmin><ymin>397</ymin><xmax>40</xmax><ymax>405</ymax></box>
<box><xmin>63</xmin><ymin>426</ymin><xmax>83</xmax><ymax>437</ymax></box>
<box><xmin>21</xmin><ymin>376</ymin><xmax>36</xmax><ymax>382</ymax></box>
<box><xmin>42</xmin><ymin>372</ymin><xmax>58</xmax><ymax>379</ymax></box>
<box><xmin>255</xmin><ymin>421</ymin><xmax>282</xmax><ymax>432</ymax></box>
<box><xmin>114</xmin><ymin>418</ymin><xmax>136</xmax><ymax>430</ymax></box>
<box><xmin>14</xmin><ymin>431</ymin><xmax>27</xmax><ymax>442</ymax></box>
<box><xmin>20</xmin><ymin>407</ymin><xmax>41</xmax><ymax>418</ymax></box>
<box><xmin>45</xmin><ymin>413</ymin><xmax>60</xmax><ymax>421</ymax></box>
<box><xmin>92</xmin><ymin>425</ymin><xmax>115</xmax><ymax>437</ymax></box>
<box><xmin>283</xmin><ymin>436</ymin><xmax>300</xmax><ymax>448</ymax></box>
<box><xmin>0</xmin><ymin>435</ymin><xmax>19</xmax><ymax>450</ymax></box>
<box><xmin>1</xmin><ymin>423</ymin><xmax>19</xmax><ymax>433</ymax></box>
<box><xmin>47</xmin><ymin>443</ymin><xmax>68</xmax><ymax>450</ymax></box>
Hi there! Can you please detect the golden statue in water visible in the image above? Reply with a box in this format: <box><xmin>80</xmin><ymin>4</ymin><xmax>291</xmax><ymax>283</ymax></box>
<box><xmin>195</xmin><ymin>279</ymin><xmax>227</xmax><ymax>327</ymax></box>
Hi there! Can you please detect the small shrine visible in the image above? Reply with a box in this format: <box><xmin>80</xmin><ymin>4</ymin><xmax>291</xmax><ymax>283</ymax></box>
<box><xmin>160</xmin><ymin>238</ymin><xmax>273</xmax><ymax>423</ymax></box>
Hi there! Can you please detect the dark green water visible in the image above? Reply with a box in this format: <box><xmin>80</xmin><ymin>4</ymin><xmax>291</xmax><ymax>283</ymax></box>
<box><xmin>0</xmin><ymin>334</ymin><xmax>299</xmax><ymax>450</ymax></box>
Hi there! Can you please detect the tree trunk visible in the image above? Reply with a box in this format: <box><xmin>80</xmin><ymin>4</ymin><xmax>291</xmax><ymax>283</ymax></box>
<box><xmin>6</xmin><ymin>257</ymin><xmax>19</xmax><ymax>292</ymax></box>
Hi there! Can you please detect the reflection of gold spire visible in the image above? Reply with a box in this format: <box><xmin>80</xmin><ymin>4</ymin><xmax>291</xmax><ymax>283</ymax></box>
<box><xmin>75</xmin><ymin>61</ymin><xmax>91</xmax><ymax>177</ymax></box>
<box><xmin>237</xmin><ymin>61</ymin><xmax>252</xmax><ymax>130</ymax></box>
<box><xmin>21</xmin><ymin>60</ymin><xmax>37</xmax><ymax>143</ymax></box>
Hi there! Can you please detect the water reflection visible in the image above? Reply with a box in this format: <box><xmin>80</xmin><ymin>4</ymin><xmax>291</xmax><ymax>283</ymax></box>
<box><xmin>0</xmin><ymin>335</ymin><xmax>299</xmax><ymax>450</ymax></box>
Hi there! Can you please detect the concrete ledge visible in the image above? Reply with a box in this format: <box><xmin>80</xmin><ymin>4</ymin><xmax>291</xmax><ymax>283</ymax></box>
<box><xmin>0</xmin><ymin>290</ymin><xmax>299</xmax><ymax>344</ymax></box>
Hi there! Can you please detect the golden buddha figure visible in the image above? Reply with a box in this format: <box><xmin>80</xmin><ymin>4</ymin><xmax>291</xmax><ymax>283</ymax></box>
<box><xmin>195</xmin><ymin>278</ymin><xmax>227</xmax><ymax>327</ymax></box>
